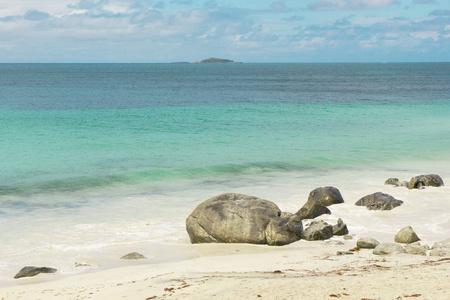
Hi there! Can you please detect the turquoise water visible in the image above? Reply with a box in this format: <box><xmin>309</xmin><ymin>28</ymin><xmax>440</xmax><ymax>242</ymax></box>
<box><xmin>1</xmin><ymin>63</ymin><xmax>450</xmax><ymax>282</ymax></box>
<box><xmin>1</xmin><ymin>103</ymin><xmax>450</xmax><ymax>196</ymax></box>
<box><xmin>1</xmin><ymin>63</ymin><xmax>449</xmax><ymax>197</ymax></box>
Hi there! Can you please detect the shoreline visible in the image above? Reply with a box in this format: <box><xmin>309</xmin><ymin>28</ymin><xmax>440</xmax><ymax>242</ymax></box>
<box><xmin>1</xmin><ymin>241</ymin><xmax>449</xmax><ymax>299</ymax></box>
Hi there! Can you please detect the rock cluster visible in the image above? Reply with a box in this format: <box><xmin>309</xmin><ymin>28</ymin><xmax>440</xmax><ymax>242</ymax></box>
<box><xmin>186</xmin><ymin>189</ymin><xmax>348</xmax><ymax>246</ymax></box>
<box><xmin>351</xmin><ymin>227</ymin><xmax>449</xmax><ymax>257</ymax></box>
<box><xmin>186</xmin><ymin>193</ymin><xmax>303</xmax><ymax>246</ymax></box>
<box><xmin>384</xmin><ymin>174</ymin><xmax>444</xmax><ymax>189</ymax></box>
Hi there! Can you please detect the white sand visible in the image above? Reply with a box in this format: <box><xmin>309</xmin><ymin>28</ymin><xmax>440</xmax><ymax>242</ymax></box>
<box><xmin>1</xmin><ymin>241</ymin><xmax>449</xmax><ymax>300</ymax></box>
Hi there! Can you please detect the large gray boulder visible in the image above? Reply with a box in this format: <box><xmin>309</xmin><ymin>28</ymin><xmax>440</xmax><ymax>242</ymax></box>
<box><xmin>373</xmin><ymin>243</ymin><xmax>406</xmax><ymax>255</ymax></box>
<box><xmin>307</xmin><ymin>186</ymin><xmax>344</xmax><ymax>206</ymax></box>
<box><xmin>186</xmin><ymin>193</ymin><xmax>302</xmax><ymax>246</ymax></box>
<box><xmin>394</xmin><ymin>226</ymin><xmax>420</xmax><ymax>244</ymax></box>
<box><xmin>301</xmin><ymin>220</ymin><xmax>333</xmax><ymax>241</ymax></box>
<box><xmin>408</xmin><ymin>174</ymin><xmax>444</xmax><ymax>189</ymax></box>
<box><xmin>355</xmin><ymin>192</ymin><xmax>403</xmax><ymax>210</ymax></box>
<box><xmin>14</xmin><ymin>266</ymin><xmax>57</xmax><ymax>279</ymax></box>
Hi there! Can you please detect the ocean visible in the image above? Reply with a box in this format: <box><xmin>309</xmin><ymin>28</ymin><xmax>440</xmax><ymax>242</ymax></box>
<box><xmin>1</xmin><ymin>63</ymin><xmax>449</xmax><ymax>284</ymax></box>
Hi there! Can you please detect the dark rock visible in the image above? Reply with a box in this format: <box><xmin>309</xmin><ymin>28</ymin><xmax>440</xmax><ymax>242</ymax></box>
<box><xmin>295</xmin><ymin>201</ymin><xmax>331</xmax><ymax>220</ymax></box>
<box><xmin>307</xmin><ymin>187</ymin><xmax>344</xmax><ymax>206</ymax></box>
<box><xmin>120</xmin><ymin>252</ymin><xmax>147</xmax><ymax>260</ymax></box>
<box><xmin>186</xmin><ymin>193</ymin><xmax>302</xmax><ymax>246</ymax></box>
<box><xmin>384</xmin><ymin>178</ymin><xmax>399</xmax><ymax>185</ymax></box>
<box><xmin>265</xmin><ymin>213</ymin><xmax>303</xmax><ymax>246</ymax></box>
<box><xmin>408</xmin><ymin>174</ymin><xmax>444</xmax><ymax>189</ymax></box>
<box><xmin>394</xmin><ymin>226</ymin><xmax>420</xmax><ymax>244</ymax></box>
<box><xmin>332</xmin><ymin>218</ymin><xmax>348</xmax><ymax>236</ymax></box>
<box><xmin>337</xmin><ymin>251</ymin><xmax>354</xmax><ymax>255</ymax></box>
<box><xmin>355</xmin><ymin>192</ymin><xmax>403</xmax><ymax>210</ymax></box>
<box><xmin>14</xmin><ymin>266</ymin><xmax>57</xmax><ymax>279</ymax></box>
<box><xmin>302</xmin><ymin>220</ymin><xmax>333</xmax><ymax>241</ymax></box>
<box><xmin>373</xmin><ymin>243</ymin><xmax>406</xmax><ymax>255</ymax></box>
<box><xmin>357</xmin><ymin>237</ymin><xmax>380</xmax><ymax>249</ymax></box>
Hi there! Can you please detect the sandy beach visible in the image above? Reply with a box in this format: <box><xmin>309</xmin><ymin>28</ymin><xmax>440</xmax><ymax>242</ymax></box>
<box><xmin>1</xmin><ymin>240</ymin><xmax>449</xmax><ymax>300</ymax></box>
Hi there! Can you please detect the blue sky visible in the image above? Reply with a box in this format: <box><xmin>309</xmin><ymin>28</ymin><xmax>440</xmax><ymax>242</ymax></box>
<box><xmin>0</xmin><ymin>0</ymin><xmax>449</xmax><ymax>62</ymax></box>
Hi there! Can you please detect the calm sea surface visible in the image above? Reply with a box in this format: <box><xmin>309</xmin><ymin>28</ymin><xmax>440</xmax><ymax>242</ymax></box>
<box><xmin>0</xmin><ymin>63</ymin><xmax>449</xmax><ymax>282</ymax></box>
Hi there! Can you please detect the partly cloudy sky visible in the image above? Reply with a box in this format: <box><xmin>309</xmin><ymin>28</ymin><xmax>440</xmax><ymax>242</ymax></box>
<box><xmin>0</xmin><ymin>0</ymin><xmax>449</xmax><ymax>62</ymax></box>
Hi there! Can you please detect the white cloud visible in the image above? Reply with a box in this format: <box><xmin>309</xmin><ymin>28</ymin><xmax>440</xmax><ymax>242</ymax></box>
<box><xmin>309</xmin><ymin>0</ymin><xmax>398</xmax><ymax>10</ymax></box>
<box><xmin>411</xmin><ymin>31</ymin><xmax>440</xmax><ymax>41</ymax></box>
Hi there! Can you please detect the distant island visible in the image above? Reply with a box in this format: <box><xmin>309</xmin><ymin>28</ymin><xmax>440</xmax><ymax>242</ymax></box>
<box><xmin>195</xmin><ymin>57</ymin><xmax>242</xmax><ymax>64</ymax></box>
<box><xmin>171</xmin><ymin>57</ymin><xmax>242</xmax><ymax>64</ymax></box>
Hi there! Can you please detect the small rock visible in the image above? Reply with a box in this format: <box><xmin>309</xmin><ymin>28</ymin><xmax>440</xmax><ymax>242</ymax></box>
<box><xmin>14</xmin><ymin>266</ymin><xmax>57</xmax><ymax>279</ymax></box>
<box><xmin>357</xmin><ymin>237</ymin><xmax>380</xmax><ymax>249</ymax></box>
<box><xmin>332</xmin><ymin>218</ymin><xmax>349</xmax><ymax>236</ymax></box>
<box><xmin>396</xmin><ymin>181</ymin><xmax>409</xmax><ymax>187</ymax></box>
<box><xmin>384</xmin><ymin>178</ymin><xmax>399</xmax><ymax>185</ymax></box>
<box><xmin>432</xmin><ymin>238</ymin><xmax>450</xmax><ymax>249</ymax></box>
<box><xmin>430</xmin><ymin>248</ymin><xmax>450</xmax><ymax>257</ymax></box>
<box><xmin>404</xmin><ymin>244</ymin><xmax>427</xmax><ymax>256</ymax></box>
<box><xmin>373</xmin><ymin>243</ymin><xmax>406</xmax><ymax>255</ymax></box>
<box><xmin>343</xmin><ymin>235</ymin><xmax>353</xmax><ymax>240</ymax></box>
<box><xmin>120</xmin><ymin>252</ymin><xmax>147</xmax><ymax>260</ymax></box>
<box><xmin>394</xmin><ymin>226</ymin><xmax>420</xmax><ymax>244</ymax></box>
<box><xmin>429</xmin><ymin>238</ymin><xmax>450</xmax><ymax>256</ymax></box>
<box><xmin>301</xmin><ymin>220</ymin><xmax>333</xmax><ymax>241</ymax></box>
<box><xmin>337</xmin><ymin>251</ymin><xmax>354</xmax><ymax>255</ymax></box>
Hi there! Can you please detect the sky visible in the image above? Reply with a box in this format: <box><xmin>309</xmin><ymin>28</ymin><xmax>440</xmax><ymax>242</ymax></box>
<box><xmin>0</xmin><ymin>0</ymin><xmax>449</xmax><ymax>62</ymax></box>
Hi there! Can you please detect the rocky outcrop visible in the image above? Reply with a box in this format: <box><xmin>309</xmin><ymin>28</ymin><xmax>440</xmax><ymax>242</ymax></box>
<box><xmin>373</xmin><ymin>243</ymin><xmax>406</xmax><ymax>255</ymax></box>
<box><xmin>357</xmin><ymin>237</ymin><xmax>380</xmax><ymax>249</ymax></box>
<box><xmin>332</xmin><ymin>218</ymin><xmax>348</xmax><ymax>236</ymax></box>
<box><xmin>355</xmin><ymin>192</ymin><xmax>403</xmax><ymax>210</ymax></box>
<box><xmin>301</xmin><ymin>220</ymin><xmax>333</xmax><ymax>241</ymax></box>
<box><xmin>120</xmin><ymin>252</ymin><xmax>147</xmax><ymax>260</ymax></box>
<box><xmin>394</xmin><ymin>226</ymin><xmax>420</xmax><ymax>244</ymax></box>
<box><xmin>14</xmin><ymin>266</ymin><xmax>57</xmax><ymax>279</ymax></box>
<box><xmin>408</xmin><ymin>174</ymin><xmax>444</xmax><ymax>189</ymax></box>
<box><xmin>186</xmin><ymin>193</ymin><xmax>302</xmax><ymax>246</ymax></box>
<box><xmin>295</xmin><ymin>186</ymin><xmax>343</xmax><ymax>220</ymax></box>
